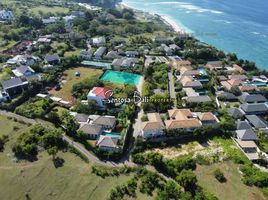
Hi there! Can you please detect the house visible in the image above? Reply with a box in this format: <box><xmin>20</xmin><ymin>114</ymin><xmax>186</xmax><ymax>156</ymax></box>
<box><xmin>184</xmin><ymin>96</ymin><xmax>212</xmax><ymax>103</ymax></box>
<box><xmin>233</xmin><ymin>64</ymin><xmax>245</xmax><ymax>74</ymax></box>
<box><xmin>161</xmin><ymin>44</ymin><xmax>173</xmax><ymax>56</ymax></box>
<box><xmin>1</xmin><ymin>78</ymin><xmax>28</xmax><ymax>96</ymax></box>
<box><xmin>0</xmin><ymin>10</ymin><xmax>14</xmax><ymax>22</ymax></box>
<box><xmin>42</xmin><ymin>17</ymin><xmax>59</xmax><ymax>24</ymax></box>
<box><xmin>87</xmin><ymin>87</ymin><xmax>111</xmax><ymax>109</ymax></box>
<box><xmin>239</xmin><ymin>85</ymin><xmax>259</xmax><ymax>92</ymax></box>
<box><xmin>165</xmin><ymin>109</ymin><xmax>202</xmax><ymax>131</ymax></box>
<box><xmin>218</xmin><ymin>75</ymin><xmax>228</xmax><ymax>82</ymax></box>
<box><xmin>152</xmin><ymin>36</ymin><xmax>169</xmax><ymax>44</ymax></box>
<box><xmin>73</xmin><ymin>113</ymin><xmax>90</xmax><ymax>124</ymax></box>
<box><xmin>246</xmin><ymin>115</ymin><xmax>268</xmax><ymax>129</ymax></box>
<box><xmin>125</xmin><ymin>51</ymin><xmax>139</xmax><ymax>57</ymax></box>
<box><xmin>218</xmin><ymin>92</ymin><xmax>238</xmax><ymax>101</ymax></box>
<box><xmin>92</xmin><ymin>115</ymin><xmax>116</xmax><ymax>130</ymax></box>
<box><xmin>236</xmin><ymin>128</ymin><xmax>257</xmax><ymax>141</ymax></box>
<box><xmin>141</xmin><ymin>113</ymin><xmax>165</xmax><ymax>139</ymax></box>
<box><xmin>94</xmin><ymin>47</ymin><xmax>107</xmax><ymax>60</ymax></box>
<box><xmin>228</xmin><ymin>108</ymin><xmax>245</xmax><ymax>118</ymax></box>
<box><xmin>220</xmin><ymin>79</ymin><xmax>243</xmax><ymax>91</ymax></box>
<box><xmin>173</xmin><ymin>60</ymin><xmax>191</xmax><ymax>70</ymax></box>
<box><xmin>180</xmin><ymin>76</ymin><xmax>202</xmax><ymax>88</ymax></box>
<box><xmin>92</xmin><ymin>37</ymin><xmax>106</xmax><ymax>46</ymax></box>
<box><xmin>235</xmin><ymin>139</ymin><xmax>259</xmax><ymax>160</ymax></box>
<box><xmin>105</xmin><ymin>51</ymin><xmax>120</xmax><ymax>60</ymax></box>
<box><xmin>12</xmin><ymin>66</ymin><xmax>35</xmax><ymax>77</ymax></box>
<box><xmin>96</xmin><ymin>135</ymin><xmax>119</xmax><ymax>152</ymax></box>
<box><xmin>80</xmin><ymin>50</ymin><xmax>92</xmax><ymax>60</ymax></box>
<box><xmin>197</xmin><ymin>112</ymin><xmax>218</xmax><ymax>125</ymax></box>
<box><xmin>240</xmin><ymin>103</ymin><xmax>268</xmax><ymax>115</ymax></box>
<box><xmin>7</xmin><ymin>55</ymin><xmax>38</xmax><ymax>66</ymax></box>
<box><xmin>0</xmin><ymin>91</ymin><xmax>10</xmax><ymax>102</ymax></box>
<box><xmin>239</xmin><ymin>94</ymin><xmax>267</xmax><ymax>104</ymax></box>
<box><xmin>205</xmin><ymin>61</ymin><xmax>223</xmax><ymax>71</ymax></box>
<box><xmin>79</xmin><ymin>124</ymin><xmax>103</xmax><ymax>139</ymax></box>
<box><xmin>44</xmin><ymin>54</ymin><xmax>60</xmax><ymax>64</ymax></box>
<box><xmin>236</xmin><ymin>121</ymin><xmax>252</xmax><ymax>130</ymax></box>
<box><xmin>111</xmin><ymin>57</ymin><xmax>139</xmax><ymax>70</ymax></box>
<box><xmin>229</xmin><ymin>74</ymin><xmax>248</xmax><ymax>81</ymax></box>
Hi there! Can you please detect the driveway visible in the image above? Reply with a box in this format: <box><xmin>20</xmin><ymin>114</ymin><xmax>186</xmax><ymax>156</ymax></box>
<box><xmin>168</xmin><ymin>72</ymin><xmax>176</xmax><ymax>107</ymax></box>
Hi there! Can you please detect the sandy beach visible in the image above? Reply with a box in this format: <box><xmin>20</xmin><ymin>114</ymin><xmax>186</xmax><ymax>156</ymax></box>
<box><xmin>117</xmin><ymin>2</ymin><xmax>187</xmax><ymax>34</ymax></box>
<box><xmin>160</xmin><ymin>15</ymin><xmax>187</xmax><ymax>34</ymax></box>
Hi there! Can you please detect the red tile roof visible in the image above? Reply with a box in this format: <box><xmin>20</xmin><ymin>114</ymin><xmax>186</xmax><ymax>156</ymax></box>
<box><xmin>92</xmin><ymin>87</ymin><xmax>111</xmax><ymax>98</ymax></box>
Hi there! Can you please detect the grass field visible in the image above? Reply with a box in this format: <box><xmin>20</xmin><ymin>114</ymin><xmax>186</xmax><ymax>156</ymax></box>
<box><xmin>49</xmin><ymin>67</ymin><xmax>103</xmax><ymax>101</ymax></box>
<box><xmin>0</xmin><ymin>115</ymin><xmax>141</xmax><ymax>200</ymax></box>
<box><xmin>30</xmin><ymin>6</ymin><xmax>69</xmax><ymax>16</ymax></box>
<box><xmin>195</xmin><ymin>161</ymin><xmax>267</xmax><ymax>200</ymax></box>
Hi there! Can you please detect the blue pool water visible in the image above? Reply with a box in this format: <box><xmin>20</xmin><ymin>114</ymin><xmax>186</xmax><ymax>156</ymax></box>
<box><xmin>249</xmin><ymin>82</ymin><xmax>267</xmax><ymax>87</ymax></box>
<box><xmin>100</xmin><ymin>70</ymin><xmax>142</xmax><ymax>85</ymax></box>
<box><xmin>102</xmin><ymin>132</ymin><xmax>122</xmax><ymax>139</ymax></box>
<box><xmin>198</xmin><ymin>68</ymin><xmax>208</xmax><ymax>76</ymax></box>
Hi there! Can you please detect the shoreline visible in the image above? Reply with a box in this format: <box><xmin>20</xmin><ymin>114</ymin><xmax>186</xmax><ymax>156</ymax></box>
<box><xmin>116</xmin><ymin>1</ymin><xmax>267</xmax><ymax>71</ymax></box>
<box><xmin>117</xmin><ymin>2</ymin><xmax>187</xmax><ymax>35</ymax></box>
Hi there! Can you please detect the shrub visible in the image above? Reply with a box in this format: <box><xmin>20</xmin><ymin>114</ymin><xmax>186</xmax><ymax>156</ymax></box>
<box><xmin>213</xmin><ymin>169</ymin><xmax>226</xmax><ymax>182</ymax></box>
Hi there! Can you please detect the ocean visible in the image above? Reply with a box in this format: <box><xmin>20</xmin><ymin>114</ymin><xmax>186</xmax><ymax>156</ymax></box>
<box><xmin>122</xmin><ymin>0</ymin><xmax>268</xmax><ymax>69</ymax></box>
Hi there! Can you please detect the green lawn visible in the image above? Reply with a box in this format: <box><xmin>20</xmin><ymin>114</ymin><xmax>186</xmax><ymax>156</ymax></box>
<box><xmin>0</xmin><ymin>115</ymin><xmax>139</xmax><ymax>200</ymax></box>
<box><xmin>195</xmin><ymin>161</ymin><xmax>266</xmax><ymax>200</ymax></box>
<box><xmin>30</xmin><ymin>6</ymin><xmax>69</xmax><ymax>16</ymax></box>
<box><xmin>49</xmin><ymin>67</ymin><xmax>103</xmax><ymax>101</ymax></box>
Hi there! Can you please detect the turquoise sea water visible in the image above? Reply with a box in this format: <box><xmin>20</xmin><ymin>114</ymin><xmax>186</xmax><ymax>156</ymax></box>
<box><xmin>100</xmin><ymin>70</ymin><xmax>142</xmax><ymax>85</ymax></box>
<box><xmin>123</xmin><ymin>0</ymin><xmax>268</xmax><ymax>69</ymax></box>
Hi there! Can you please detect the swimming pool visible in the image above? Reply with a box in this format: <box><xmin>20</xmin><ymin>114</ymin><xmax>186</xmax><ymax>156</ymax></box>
<box><xmin>249</xmin><ymin>82</ymin><xmax>267</xmax><ymax>87</ymax></box>
<box><xmin>100</xmin><ymin>70</ymin><xmax>142</xmax><ymax>85</ymax></box>
<box><xmin>102</xmin><ymin>132</ymin><xmax>121</xmax><ymax>139</ymax></box>
<box><xmin>198</xmin><ymin>68</ymin><xmax>208</xmax><ymax>76</ymax></box>
<box><xmin>81</xmin><ymin>61</ymin><xmax>111</xmax><ymax>68</ymax></box>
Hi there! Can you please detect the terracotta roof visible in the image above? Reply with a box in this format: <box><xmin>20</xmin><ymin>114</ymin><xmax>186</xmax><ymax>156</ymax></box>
<box><xmin>142</xmin><ymin>121</ymin><xmax>164</xmax><ymax>131</ymax></box>
<box><xmin>168</xmin><ymin>109</ymin><xmax>192</xmax><ymax>120</ymax></box>
<box><xmin>233</xmin><ymin>64</ymin><xmax>244</xmax><ymax>73</ymax></box>
<box><xmin>239</xmin><ymin>85</ymin><xmax>259</xmax><ymax>92</ymax></box>
<box><xmin>228</xmin><ymin>79</ymin><xmax>242</xmax><ymax>87</ymax></box>
<box><xmin>165</xmin><ymin>119</ymin><xmax>201</xmax><ymax>129</ymax></box>
<box><xmin>175</xmin><ymin>60</ymin><xmax>191</xmax><ymax>66</ymax></box>
<box><xmin>198</xmin><ymin>112</ymin><xmax>216</xmax><ymax>121</ymax></box>
<box><xmin>91</xmin><ymin>87</ymin><xmax>111</xmax><ymax>98</ymax></box>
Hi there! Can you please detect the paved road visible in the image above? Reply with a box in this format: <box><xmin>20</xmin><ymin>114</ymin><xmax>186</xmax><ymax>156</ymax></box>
<box><xmin>168</xmin><ymin>72</ymin><xmax>176</xmax><ymax>108</ymax></box>
<box><xmin>0</xmin><ymin>110</ymin><xmax>37</xmax><ymax>125</ymax></box>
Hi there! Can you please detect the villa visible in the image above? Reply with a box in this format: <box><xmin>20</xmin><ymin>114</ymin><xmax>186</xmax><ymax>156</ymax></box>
<box><xmin>12</xmin><ymin>66</ymin><xmax>35</xmax><ymax>77</ymax></box>
<box><xmin>94</xmin><ymin>47</ymin><xmax>107</xmax><ymax>60</ymax></box>
<box><xmin>44</xmin><ymin>54</ymin><xmax>60</xmax><ymax>64</ymax></box>
<box><xmin>96</xmin><ymin>135</ymin><xmax>119</xmax><ymax>152</ymax></box>
<box><xmin>87</xmin><ymin>87</ymin><xmax>111</xmax><ymax>109</ymax></box>
<box><xmin>1</xmin><ymin>78</ymin><xmax>28</xmax><ymax>96</ymax></box>
<box><xmin>79</xmin><ymin>124</ymin><xmax>103</xmax><ymax>139</ymax></box>
<box><xmin>91</xmin><ymin>115</ymin><xmax>116</xmax><ymax>130</ymax></box>
<box><xmin>205</xmin><ymin>61</ymin><xmax>223</xmax><ymax>71</ymax></box>
<box><xmin>240</xmin><ymin>103</ymin><xmax>268</xmax><ymax>115</ymax></box>
<box><xmin>141</xmin><ymin>113</ymin><xmax>165</xmax><ymax>139</ymax></box>
<box><xmin>165</xmin><ymin>109</ymin><xmax>202</xmax><ymax>132</ymax></box>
